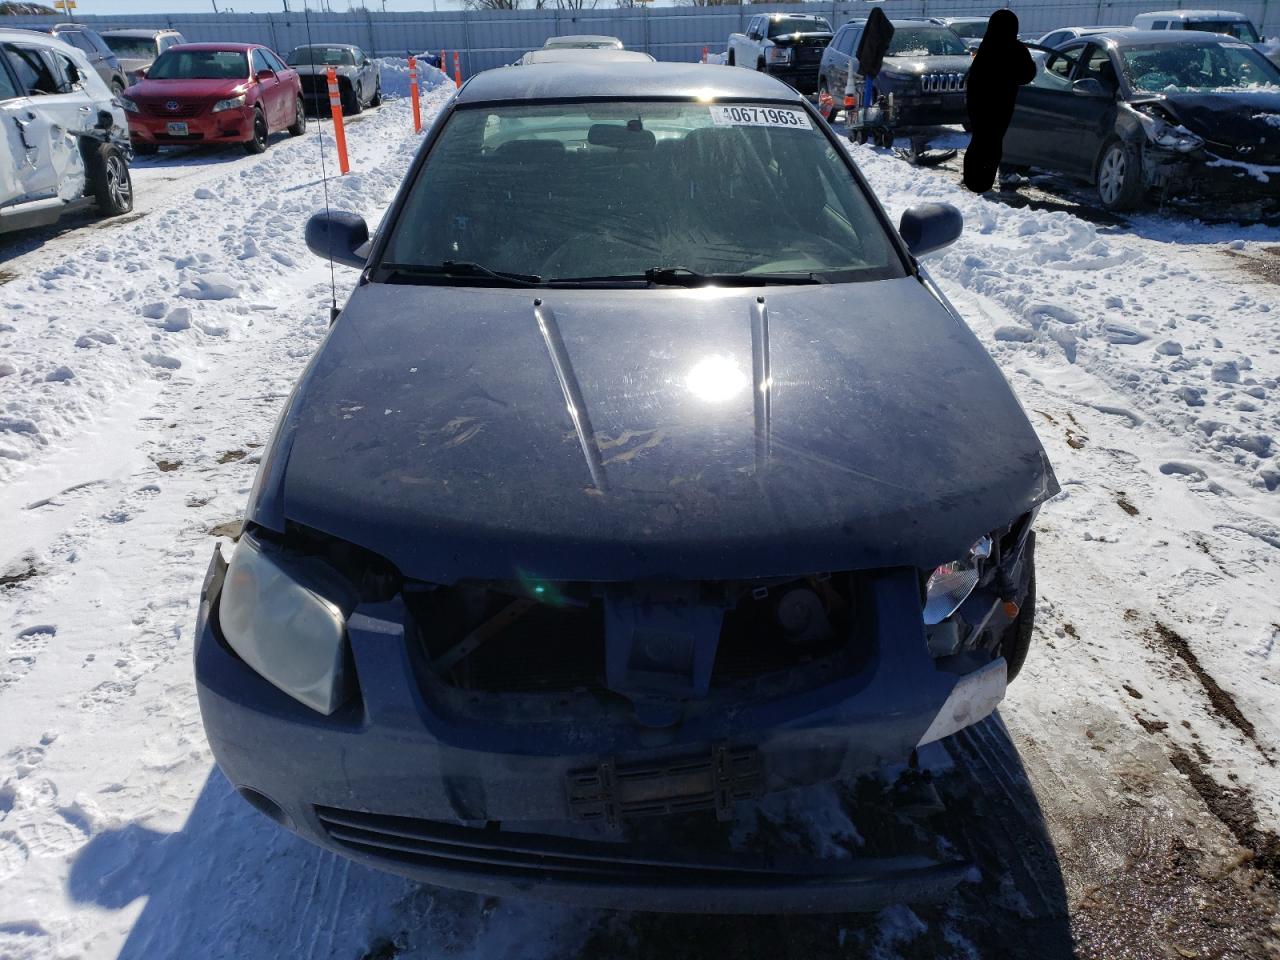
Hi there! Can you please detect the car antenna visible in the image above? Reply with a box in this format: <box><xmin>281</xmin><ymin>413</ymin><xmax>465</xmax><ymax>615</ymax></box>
<box><xmin>302</xmin><ymin>1</ymin><xmax>341</xmax><ymax>323</ymax></box>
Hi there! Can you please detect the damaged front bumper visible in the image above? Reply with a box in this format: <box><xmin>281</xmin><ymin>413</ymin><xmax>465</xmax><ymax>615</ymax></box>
<box><xmin>1145</xmin><ymin>146</ymin><xmax>1280</xmax><ymax>199</ymax></box>
<box><xmin>194</xmin><ymin>546</ymin><xmax>1006</xmax><ymax>911</ymax></box>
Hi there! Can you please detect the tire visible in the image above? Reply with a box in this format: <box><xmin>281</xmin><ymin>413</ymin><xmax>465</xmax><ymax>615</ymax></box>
<box><xmin>110</xmin><ymin>78</ymin><xmax>125</xmax><ymax>98</ymax></box>
<box><xmin>369</xmin><ymin>78</ymin><xmax>381</xmax><ymax>107</ymax></box>
<box><xmin>88</xmin><ymin>142</ymin><xmax>132</xmax><ymax>216</ymax></box>
<box><xmin>287</xmin><ymin>96</ymin><xmax>305</xmax><ymax>136</ymax></box>
<box><xmin>851</xmin><ymin>127</ymin><xmax>869</xmax><ymax>145</ymax></box>
<box><xmin>133</xmin><ymin>142</ymin><xmax>158</xmax><ymax>156</ymax></box>
<box><xmin>756</xmin><ymin>59</ymin><xmax>765</xmax><ymax>72</ymax></box>
<box><xmin>727</xmin><ymin>51</ymin><xmax>735</xmax><ymax>67</ymax></box>
<box><xmin>244</xmin><ymin>108</ymin><xmax>268</xmax><ymax>154</ymax></box>
<box><xmin>1095</xmin><ymin>138</ymin><xmax>1144</xmax><ymax>211</ymax></box>
<box><xmin>341</xmin><ymin>83</ymin><xmax>361</xmax><ymax>115</ymax></box>
<box><xmin>1000</xmin><ymin>537</ymin><xmax>1036</xmax><ymax>683</ymax></box>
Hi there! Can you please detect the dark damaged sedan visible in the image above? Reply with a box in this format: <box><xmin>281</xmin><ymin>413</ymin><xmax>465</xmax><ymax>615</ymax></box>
<box><xmin>195</xmin><ymin>62</ymin><xmax>1058</xmax><ymax>913</ymax></box>
<box><xmin>1005</xmin><ymin>31</ymin><xmax>1280</xmax><ymax>210</ymax></box>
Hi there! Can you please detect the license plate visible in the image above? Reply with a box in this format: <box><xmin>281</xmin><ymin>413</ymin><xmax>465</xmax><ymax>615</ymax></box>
<box><xmin>166</xmin><ymin>121</ymin><xmax>188</xmax><ymax>136</ymax></box>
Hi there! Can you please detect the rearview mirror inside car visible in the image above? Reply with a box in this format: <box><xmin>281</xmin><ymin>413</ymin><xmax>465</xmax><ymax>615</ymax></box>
<box><xmin>898</xmin><ymin>203</ymin><xmax>962</xmax><ymax>259</ymax></box>
<box><xmin>305</xmin><ymin>211</ymin><xmax>370</xmax><ymax>269</ymax></box>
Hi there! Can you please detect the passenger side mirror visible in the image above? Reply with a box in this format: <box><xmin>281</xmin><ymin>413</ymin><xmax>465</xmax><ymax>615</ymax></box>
<box><xmin>898</xmin><ymin>203</ymin><xmax>962</xmax><ymax>258</ymax></box>
<box><xmin>305</xmin><ymin>210</ymin><xmax>370</xmax><ymax>270</ymax></box>
<box><xmin>1072</xmin><ymin>77</ymin><xmax>1108</xmax><ymax>97</ymax></box>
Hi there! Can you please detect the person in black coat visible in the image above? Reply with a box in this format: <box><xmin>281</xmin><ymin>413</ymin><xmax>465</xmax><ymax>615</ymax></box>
<box><xmin>963</xmin><ymin>9</ymin><xmax>1036</xmax><ymax>193</ymax></box>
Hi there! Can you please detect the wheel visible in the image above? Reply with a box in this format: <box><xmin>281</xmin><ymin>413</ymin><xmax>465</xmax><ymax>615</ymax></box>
<box><xmin>876</xmin><ymin>129</ymin><xmax>895</xmax><ymax>149</ymax></box>
<box><xmin>110</xmin><ymin>78</ymin><xmax>125</xmax><ymax>98</ymax></box>
<box><xmin>88</xmin><ymin>142</ymin><xmax>132</xmax><ymax>216</ymax></box>
<box><xmin>287</xmin><ymin>96</ymin><xmax>305</xmax><ymax>136</ymax></box>
<box><xmin>369</xmin><ymin>78</ymin><xmax>381</xmax><ymax>107</ymax></box>
<box><xmin>756</xmin><ymin>59</ymin><xmax>765</xmax><ymax>72</ymax></box>
<box><xmin>851</xmin><ymin>127</ymin><xmax>869</xmax><ymax>145</ymax></box>
<box><xmin>817</xmin><ymin>80</ymin><xmax>837</xmax><ymax>123</ymax></box>
<box><xmin>1095</xmin><ymin>139</ymin><xmax>1144</xmax><ymax>211</ymax></box>
<box><xmin>1000</xmin><ymin>549</ymin><xmax>1036</xmax><ymax>683</ymax></box>
<box><xmin>341</xmin><ymin>83</ymin><xmax>361</xmax><ymax>115</ymax></box>
<box><xmin>244</xmin><ymin>108</ymin><xmax>268</xmax><ymax>154</ymax></box>
<box><xmin>133</xmin><ymin>142</ymin><xmax>158</xmax><ymax>156</ymax></box>
<box><xmin>727</xmin><ymin>51</ymin><xmax>735</xmax><ymax>66</ymax></box>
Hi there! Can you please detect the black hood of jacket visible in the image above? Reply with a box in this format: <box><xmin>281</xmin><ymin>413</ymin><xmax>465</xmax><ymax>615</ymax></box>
<box><xmin>254</xmin><ymin>277</ymin><xmax>1057</xmax><ymax>583</ymax></box>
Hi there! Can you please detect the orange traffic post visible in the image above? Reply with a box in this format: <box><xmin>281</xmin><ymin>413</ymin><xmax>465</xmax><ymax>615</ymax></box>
<box><xmin>701</xmin><ymin>46</ymin><xmax>708</xmax><ymax>63</ymax></box>
<box><xmin>326</xmin><ymin>66</ymin><xmax>350</xmax><ymax>175</ymax></box>
<box><xmin>453</xmin><ymin>50</ymin><xmax>462</xmax><ymax>88</ymax></box>
<box><xmin>408</xmin><ymin>55</ymin><xmax>422</xmax><ymax>133</ymax></box>
<box><xmin>440</xmin><ymin>49</ymin><xmax>445</xmax><ymax>75</ymax></box>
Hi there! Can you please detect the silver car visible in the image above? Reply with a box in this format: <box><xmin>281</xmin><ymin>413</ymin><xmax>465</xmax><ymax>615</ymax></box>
<box><xmin>285</xmin><ymin>42</ymin><xmax>380</xmax><ymax>115</ymax></box>
<box><xmin>100</xmin><ymin>28</ymin><xmax>186</xmax><ymax>85</ymax></box>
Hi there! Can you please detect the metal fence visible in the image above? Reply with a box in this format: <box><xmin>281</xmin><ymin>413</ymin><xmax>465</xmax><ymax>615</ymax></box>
<box><xmin>5</xmin><ymin>1</ymin><xmax>1277</xmax><ymax>74</ymax></box>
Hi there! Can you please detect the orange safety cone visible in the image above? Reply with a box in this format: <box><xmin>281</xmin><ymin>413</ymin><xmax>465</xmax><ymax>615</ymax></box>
<box><xmin>453</xmin><ymin>50</ymin><xmax>462</xmax><ymax>88</ymax></box>
<box><xmin>408</xmin><ymin>55</ymin><xmax>421</xmax><ymax>133</ymax></box>
<box><xmin>326</xmin><ymin>66</ymin><xmax>349</xmax><ymax>175</ymax></box>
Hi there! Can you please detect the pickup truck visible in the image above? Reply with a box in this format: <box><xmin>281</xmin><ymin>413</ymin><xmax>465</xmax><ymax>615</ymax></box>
<box><xmin>727</xmin><ymin>13</ymin><xmax>832</xmax><ymax>94</ymax></box>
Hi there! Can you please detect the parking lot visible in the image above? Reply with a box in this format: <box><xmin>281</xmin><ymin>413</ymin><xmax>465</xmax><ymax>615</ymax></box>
<box><xmin>2</xmin><ymin>44</ymin><xmax>1279</xmax><ymax>960</ymax></box>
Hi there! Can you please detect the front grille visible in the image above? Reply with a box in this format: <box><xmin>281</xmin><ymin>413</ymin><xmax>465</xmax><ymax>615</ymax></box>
<box><xmin>299</xmin><ymin>74</ymin><xmax>336</xmax><ymax>96</ymax></box>
<box><xmin>921</xmin><ymin>72</ymin><xmax>966</xmax><ymax>93</ymax></box>
<box><xmin>1205</xmin><ymin>139</ymin><xmax>1280</xmax><ymax>166</ymax></box>
<box><xmin>137</xmin><ymin>98</ymin><xmax>206</xmax><ymax>118</ymax></box>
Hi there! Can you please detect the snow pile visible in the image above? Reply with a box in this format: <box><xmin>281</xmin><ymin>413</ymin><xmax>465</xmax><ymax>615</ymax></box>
<box><xmin>374</xmin><ymin>55</ymin><xmax>451</xmax><ymax>98</ymax></box>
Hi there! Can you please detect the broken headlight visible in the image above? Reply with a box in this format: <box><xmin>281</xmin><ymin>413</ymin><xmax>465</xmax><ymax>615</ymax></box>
<box><xmin>923</xmin><ymin>536</ymin><xmax>992</xmax><ymax>626</ymax></box>
<box><xmin>219</xmin><ymin>534</ymin><xmax>357</xmax><ymax>715</ymax></box>
<box><xmin>1130</xmin><ymin>103</ymin><xmax>1204</xmax><ymax>153</ymax></box>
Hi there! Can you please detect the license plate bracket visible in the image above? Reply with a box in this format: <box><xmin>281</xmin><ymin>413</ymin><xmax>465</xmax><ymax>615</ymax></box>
<box><xmin>567</xmin><ymin>745</ymin><xmax>763</xmax><ymax>827</ymax></box>
<box><xmin>166</xmin><ymin>121</ymin><xmax>188</xmax><ymax>136</ymax></box>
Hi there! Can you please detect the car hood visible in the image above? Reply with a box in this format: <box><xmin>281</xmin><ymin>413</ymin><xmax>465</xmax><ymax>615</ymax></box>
<box><xmin>115</xmin><ymin>57</ymin><xmax>152</xmax><ymax>74</ymax></box>
<box><xmin>1156</xmin><ymin>90</ymin><xmax>1280</xmax><ymax>152</ymax></box>
<box><xmin>127</xmin><ymin>77</ymin><xmax>248</xmax><ymax>98</ymax></box>
<box><xmin>882</xmin><ymin>54</ymin><xmax>972</xmax><ymax>76</ymax></box>
<box><xmin>264</xmin><ymin>277</ymin><xmax>1058</xmax><ymax>583</ymax></box>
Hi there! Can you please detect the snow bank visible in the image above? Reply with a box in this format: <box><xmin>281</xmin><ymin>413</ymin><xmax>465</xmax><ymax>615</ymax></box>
<box><xmin>374</xmin><ymin>55</ymin><xmax>450</xmax><ymax>98</ymax></box>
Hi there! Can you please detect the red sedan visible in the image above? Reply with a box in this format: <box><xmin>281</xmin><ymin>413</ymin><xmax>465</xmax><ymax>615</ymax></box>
<box><xmin>121</xmin><ymin>42</ymin><xmax>305</xmax><ymax>155</ymax></box>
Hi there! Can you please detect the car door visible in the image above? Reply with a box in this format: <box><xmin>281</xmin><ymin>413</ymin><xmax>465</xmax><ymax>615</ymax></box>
<box><xmin>828</xmin><ymin>24</ymin><xmax>856</xmax><ymax>95</ymax></box>
<box><xmin>1003</xmin><ymin>45</ymin><xmax>1083</xmax><ymax>169</ymax></box>
<box><xmin>251</xmin><ymin>48</ymin><xmax>283</xmax><ymax>128</ymax></box>
<box><xmin>0</xmin><ymin>49</ymin><xmax>33</xmax><ymax>207</ymax></box>
<box><xmin>263</xmin><ymin>48</ymin><xmax>297</xmax><ymax>110</ymax></box>
<box><xmin>1063</xmin><ymin>43</ymin><xmax>1123</xmax><ymax>176</ymax></box>
<box><xmin>0</xmin><ymin>43</ymin><xmax>86</xmax><ymax>201</ymax></box>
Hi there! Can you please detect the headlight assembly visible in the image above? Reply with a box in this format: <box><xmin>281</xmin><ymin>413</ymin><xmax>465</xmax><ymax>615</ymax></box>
<box><xmin>923</xmin><ymin>536</ymin><xmax>992</xmax><ymax>626</ymax></box>
<box><xmin>212</xmin><ymin>94</ymin><xmax>247</xmax><ymax>113</ymax></box>
<box><xmin>219</xmin><ymin>534</ymin><xmax>357</xmax><ymax>714</ymax></box>
<box><xmin>119</xmin><ymin>96</ymin><xmax>139</xmax><ymax>114</ymax></box>
<box><xmin>766</xmin><ymin>47</ymin><xmax>794</xmax><ymax>65</ymax></box>
<box><xmin>1129</xmin><ymin>104</ymin><xmax>1204</xmax><ymax>152</ymax></box>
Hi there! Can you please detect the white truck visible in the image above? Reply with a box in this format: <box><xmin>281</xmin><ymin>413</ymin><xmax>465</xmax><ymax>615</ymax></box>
<box><xmin>1</xmin><ymin>27</ymin><xmax>133</xmax><ymax>234</ymax></box>
<box><xmin>726</xmin><ymin>12</ymin><xmax>832</xmax><ymax>94</ymax></box>
<box><xmin>1132</xmin><ymin>9</ymin><xmax>1280</xmax><ymax>64</ymax></box>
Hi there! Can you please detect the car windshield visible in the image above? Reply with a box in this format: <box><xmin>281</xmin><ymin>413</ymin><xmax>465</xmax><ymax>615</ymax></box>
<box><xmin>287</xmin><ymin>45</ymin><xmax>356</xmax><ymax>65</ymax></box>
<box><xmin>1121</xmin><ymin>40</ymin><xmax>1280</xmax><ymax>92</ymax></box>
<box><xmin>1185</xmin><ymin>20</ymin><xmax>1261</xmax><ymax>42</ymax></box>
<box><xmin>949</xmin><ymin>21</ymin><xmax>988</xmax><ymax>39</ymax></box>
<box><xmin>102</xmin><ymin>35</ymin><xmax>157</xmax><ymax>60</ymax></box>
<box><xmin>768</xmin><ymin>17</ymin><xmax>831</xmax><ymax>38</ymax></box>
<box><xmin>381</xmin><ymin>100</ymin><xmax>903</xmax><ymax>285</ymax></box>
<box><xmin>147</xmin><ymin>49</ymin><xmax>248</xmax><ymax>80</ymax></box>
<box><xmin>887</xmin><ymin>26</ymin><xmax>968</xmax><ymax>57</ymax></box>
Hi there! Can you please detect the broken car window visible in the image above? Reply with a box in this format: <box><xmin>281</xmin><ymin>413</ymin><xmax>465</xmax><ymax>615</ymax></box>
<box><xmin>3</xmin><ymin>45</ymin><xmax>59</xmax><ymax>96</ymax></box>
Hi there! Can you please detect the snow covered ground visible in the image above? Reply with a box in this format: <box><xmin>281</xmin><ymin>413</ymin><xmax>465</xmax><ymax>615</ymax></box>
<box><xmin>2</xmin><ymin>81</ymin><xmax>1279</xmax><ymax>959</ymax></box>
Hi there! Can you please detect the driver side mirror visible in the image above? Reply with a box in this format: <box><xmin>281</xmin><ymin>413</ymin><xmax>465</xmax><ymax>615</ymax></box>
<box><xmin>256</xmin><ymin>68</ymin><xmax>275</xmax><ymax>81</ymax></box>
<box><xmin>306</xmin><ymin>210</ymin><xmax>370</xmax><ymax>269</ymax></box>
<box><xmin>1072</xmin><ymin>77</ymin><xmax>1109</xmax><ymax>97</ymax></box>
<box><xmin>898</xmin><ymin>203</ymin><xmax>962</xmax><ymax>258</ymax></box>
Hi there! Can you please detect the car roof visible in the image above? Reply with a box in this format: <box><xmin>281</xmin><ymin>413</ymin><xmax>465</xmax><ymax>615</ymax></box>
<box><xmin>460</xmin><ymin>60</ymin><xmax>798</xmax><ymax>104</ymax></box>
<box><xmin>938</xmin><ymin>17</ymin><xmax>988</xmax><ymax>24</ymax></box>
<box><xmin>167</xmin><ymin>42</ymin><xmax>260</xmax><ymax>52</ymax></box>
<box><xmin>517</xmin><ymin>48</ymin><xmax>653</xmax><ymax>65</ymax></box>
<box><xmin>1134</xmin><ymin>9</ymin><xmax>1248</xmax><ymax>19</ymax></box>
<box><xmin>0</xmin><ymin>26</ymin><xmax>77</xmax><ymax>47</ymax></box>
<box><xmin>545</xmin><ymin>35</ymin><xmax>620</xmax><ymax>42</ymax></box>
<box><xmin>763</xmin><ymin>12</ymin><xmax>827</xmax><ymax>18</ymax></box>
<box><xmin>1072</xmin><ymin>28</ymin><xmax>1245</xmax><ymax>46</ymax></box>
<box><xmin>101</xmin><ymin>28</ymin><xmax>179</xmax><ymax>37</ymax></box>
<box><xmin>291</xmin><ymin>41</ymin><xmax>359</xmax><ymax>50</ymax></box>
<box><xmin>1043</xmin><ymin>25</ymin><xmax>1134</xmax><ymax>35</ymax></box>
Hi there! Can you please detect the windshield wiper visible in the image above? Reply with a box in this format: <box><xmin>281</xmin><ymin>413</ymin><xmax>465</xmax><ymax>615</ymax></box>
<box><xmin>380</xmin><ymin>261</ymin><xmax>543</xmax><ymax>286</ymax></box>
<box><xmin>643</xmin><ymin>266</ymin><xmax>824</xmax><ymax>286</ymax></box>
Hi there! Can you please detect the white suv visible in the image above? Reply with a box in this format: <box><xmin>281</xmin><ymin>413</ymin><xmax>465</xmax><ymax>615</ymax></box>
<box><xmin>1</xmin><ymin>27</ymin><xmax>133</xmax><ymax>234</ymax></box>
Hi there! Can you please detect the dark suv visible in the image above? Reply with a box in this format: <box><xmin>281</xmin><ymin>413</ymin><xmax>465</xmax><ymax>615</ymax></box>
<box><xmin>39</xmin><ymin>23</ymin><xmax>127</xmax><ymax>95</ymax></box>
<box><xmin>819</xmin><ymin>18</ymin><xmax>971</xmax><ymax>144</ymax></box>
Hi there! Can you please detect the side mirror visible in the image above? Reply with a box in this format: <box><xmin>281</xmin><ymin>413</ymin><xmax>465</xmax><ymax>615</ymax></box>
<box><xmin>1072</xmin><ymin>77</ymin><xmax>1107</xmax><ymax>96</ymax></box>
<box><xmin>256</xmin><ymin>68</ymin><xmax>274</xmax><ymax>81</ymax></box>
<box><xmin>305</xmin><ymin>211</ymin><xmax>369</xmax><ymax>269</ymax></box>
<box><xmin>898</xmin><ymin>203</ymin><xmax>962</xmax><ymax>258</ymax></box>
<box><xmin>136</xmin><ymin>67</ymin><xmax>147</xmax><ymax>79</ymax></box>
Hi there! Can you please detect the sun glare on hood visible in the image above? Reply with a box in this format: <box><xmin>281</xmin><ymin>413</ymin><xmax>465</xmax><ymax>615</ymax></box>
<box><xmin>685</xmin><ymin>355</ymin><xmax>748</xmax><ymax>403</ymax></box>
